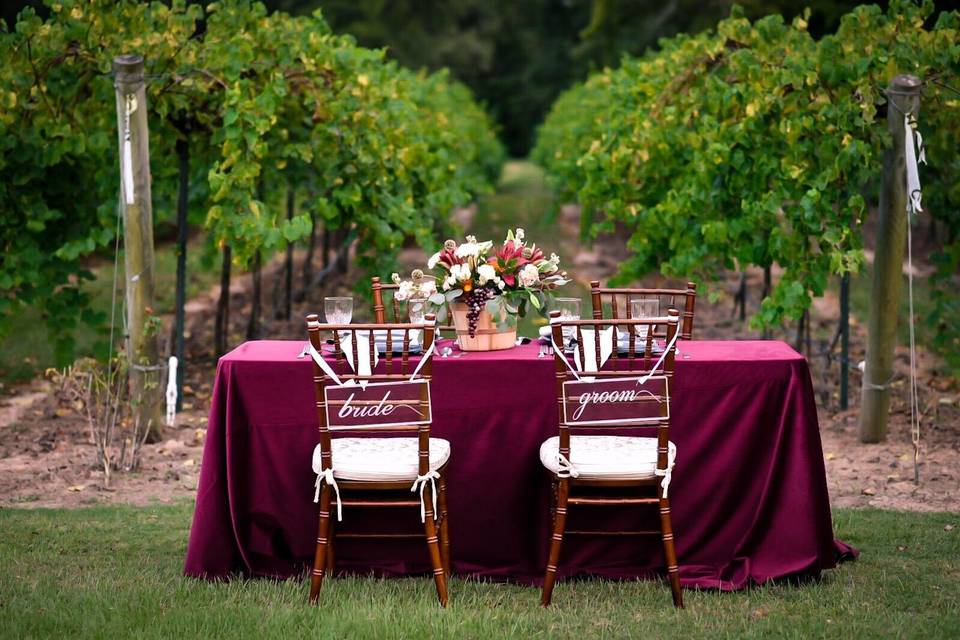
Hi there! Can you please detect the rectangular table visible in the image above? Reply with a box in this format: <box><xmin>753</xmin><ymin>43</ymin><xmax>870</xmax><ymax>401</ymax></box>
<box><xmin>184</xmin><ymin>339</ymin><xmax>853</xmax><ymax>589</ymax></box>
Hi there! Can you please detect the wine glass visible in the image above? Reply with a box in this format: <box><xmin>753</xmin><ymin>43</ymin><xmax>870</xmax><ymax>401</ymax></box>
<box><xmin>324</xmin><ymin>296</ymin><xmax>353</xmax><ymax>325</ymax></box>
<box><xmin>630</xmin><ymin>298</ymin><xmax>659</xmax><ymax>343</ymax></box>
<box><xmin>555</xmin><ymin>297</ymin><xmax>581</xmax><ymax>345</ymax></box>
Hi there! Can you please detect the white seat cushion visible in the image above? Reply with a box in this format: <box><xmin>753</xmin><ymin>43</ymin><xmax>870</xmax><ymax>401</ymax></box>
<box><xmin>312</xmin><ymin>437</ymin><xmax>451</xmax><ymax>482</ymax></box>
<box><xmin>539</xmin><ymin>435</ymin><xmax>676</xmax><ymax>480</ymax></box>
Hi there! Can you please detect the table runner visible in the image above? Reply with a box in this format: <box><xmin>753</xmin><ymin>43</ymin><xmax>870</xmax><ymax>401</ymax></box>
<box><xmin>184</xmin><ymin>339</ymin><xmax>854</xmax><ymax>589</ymax></box>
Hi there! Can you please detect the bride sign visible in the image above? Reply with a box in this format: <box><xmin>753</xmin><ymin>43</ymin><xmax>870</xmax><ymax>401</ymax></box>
<box><xmin>562</xmin><ymin>376</ymin><xmax>669</xmax><ymax>426</ymax></box>
<box><xmin>324</xmin><ymin>379</ymin><xmax>432</xmax><ymax>430</ymax></box>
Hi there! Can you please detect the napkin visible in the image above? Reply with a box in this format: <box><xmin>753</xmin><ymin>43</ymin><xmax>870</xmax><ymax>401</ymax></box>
<box><xmin>573</xmin><ymin>326</ymin><xmax>616</xmax><ymax>377</ymax></box>
<box><xmin>340</xmin><ymin>332</ymin><xmax>379</xmax><ymax>388</ymax></box>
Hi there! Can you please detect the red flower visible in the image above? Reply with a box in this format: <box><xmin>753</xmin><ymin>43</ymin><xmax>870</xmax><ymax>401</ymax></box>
<box><xmin>436</xmin><ymin>248</ymin><xmax>463</xmax><ymax>269</ymax></box>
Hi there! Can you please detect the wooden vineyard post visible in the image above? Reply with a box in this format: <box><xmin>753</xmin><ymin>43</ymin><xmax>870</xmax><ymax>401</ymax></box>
<box><xmin>113</xmin><ymin>55</ymin><xmax>163</xmax><ymax>440</ymax></box>
<box><xmin>215</xmin><ymin>244</ymin><xmax>232</xmax><ymax>357</ymax></box>
<box><xmin>283</xmin><ymin>184</ymin><xmax>294</xmax><ymax>320</ymax></box>
<box><xmin>859</xmin><ymin>75</ymin><xmax>921</xmax><ymax>443</ymax></box>
<box><xmin>173</xmin><ymin>135</ymin><xmax>189</xmax><ymax>410</ymax></box>
<box><xmin>839</xmin><ymin>273</ymin><xmax>850</xmax><ymax>410</ymax></box>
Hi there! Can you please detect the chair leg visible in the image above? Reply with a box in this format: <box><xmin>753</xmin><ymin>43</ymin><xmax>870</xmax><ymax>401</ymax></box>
<box><xmin>326</xmin><ymin>514</ymin><xmax>336</xmax><ymax>578</ymax></box>
<box><xmin>309</xmin><ymin>484</ymin><xmax>333</xmax><ymax>604</ymax></box>
<box><xmin>438</xmin><ymin>475</ymin><xmax>451</xmax><ymax>577</ymax></box>
<box><xmin>549</xmin><ymin>479</ymin><xmax>558</xmax><ymax>526</ymax></box>
<box><xmin>422</xmin><ymin>488</ymin><xmax>449</xmax><ymax>607</ymax></box>
<box><xmin>540</xmin><ymin>478</ymin><xmax>569</xmax><ymax>607</ymax></box>
<box><xmin>658</xmin><ymin>496</ymin><xmax>684</xmax><ymax>608</ymax></box>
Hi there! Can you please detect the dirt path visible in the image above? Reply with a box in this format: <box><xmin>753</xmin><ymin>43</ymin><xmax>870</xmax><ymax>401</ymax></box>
<box><xmin>1</xmin><ymin>164</ymin><xmax>957</xmax><ymax>512</ymax></box>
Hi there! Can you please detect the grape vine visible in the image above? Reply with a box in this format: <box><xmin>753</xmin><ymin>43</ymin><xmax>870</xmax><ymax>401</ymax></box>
<box><xmin>0</xmin><ymin>0</ymin><xmax>504</xmax><ymax>364</ymax></box>
<box><xmin>534</xmin><ymin>1</ymin><xmax>960</xmax><ymax>365</ymax></box>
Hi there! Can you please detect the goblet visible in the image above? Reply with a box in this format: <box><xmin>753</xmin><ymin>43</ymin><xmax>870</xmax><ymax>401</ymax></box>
<box><xmin>324</xmin><ymin>296</ymin><xmax>353</xmax><ymax>325</ymax></box>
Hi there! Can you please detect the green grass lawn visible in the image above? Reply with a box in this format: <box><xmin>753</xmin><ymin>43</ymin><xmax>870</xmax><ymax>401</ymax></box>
<box><xmin>0</xmin><ymin>505</ymin><xmax>957</xmax><ymax>639</ymax></box>
<box><xmin>0</xmin><ymin>235</ymin><xmax>220</xmax><ymax>385</ymax></box>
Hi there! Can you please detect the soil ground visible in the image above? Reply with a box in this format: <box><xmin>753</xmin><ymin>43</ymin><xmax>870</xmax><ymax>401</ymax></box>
<box><xmin>1</xmin><ymin>164</ymin><xmax>957</xmax><ymax>513</ymax></box>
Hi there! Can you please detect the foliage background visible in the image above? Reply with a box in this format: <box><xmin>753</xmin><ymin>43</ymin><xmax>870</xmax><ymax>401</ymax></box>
<box><xmin>532</xmin><ymin>0</ymin><xmax>960</xmax><ymax>370</ymax></box>
<box><xmin>0</xmin><ymin>0</ymin><xmax>503</xmax><ymax>366</ymax></box>
<box><xmin>3</xmin><ymin>0</ymin><xmax>897</xmax><ymax>156</ymax></box>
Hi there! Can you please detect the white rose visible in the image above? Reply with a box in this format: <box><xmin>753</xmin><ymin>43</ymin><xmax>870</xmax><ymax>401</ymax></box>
<box><xmin>498</xmin><ymin>279</ymin><xmax>506</xmax><ymax>290</ymax></box>
<box><xmin>515</xmin><ymin>228</ymin><xmax>525</xmax><ymax>242</ymax></box>
<box><xmin>450</xmin><ymin>263</ymin><xmax>472</xmax><ymax>282</ymax></box>
<box><xmin>443</xmin><ymin>275</ymin><xmax>455</xmax><ymax>291</ymax></box>
<box><xmin>455</xmin><ymin>242</ymin><xmax>479</xmax><ymax>259</ymax></box>
<box><xmin>477</xmin><ymin>264</ymin><xmax>496</xmax><ymax>284</ymax></box>
<box><xmin>519</xmin><ymin>263</ymin><xmax>540</xmax><ymax>287</ymax></box>
<box><xmin>396</xmin><ymin>281</ymin><xmax>414</xmax><ymax>301</ymax></box>
<box><xmin>419</xmin><ymin>280</ymin><xmax>437</xmax><ymax>297</ymax></box>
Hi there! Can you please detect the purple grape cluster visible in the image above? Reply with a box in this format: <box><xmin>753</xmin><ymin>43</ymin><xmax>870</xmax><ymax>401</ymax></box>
<box><xmin>464</xmin><ymin>288</ymin><xmax>495</xmax><ymax>337</ymax></box>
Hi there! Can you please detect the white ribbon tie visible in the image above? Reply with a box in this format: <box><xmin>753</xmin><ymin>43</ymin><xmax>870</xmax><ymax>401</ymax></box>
<box><xmin>411</xmin><ymin>470</ymin><xmax>440</xmax><ymax>522</ymax></box>
<box><xmin>555</xmin><ymin>452</ymin><xmax>580</xmax><ymax>479</ymax></box>
<box><xmin>654</xmin><ymin>466</ymin><xmax>673</xmax><ymax>499</ymax></box>
<box><xmin>313</xmin><ymin>467</ymin><xmax>343</xmax><ymax>521</ymax></box>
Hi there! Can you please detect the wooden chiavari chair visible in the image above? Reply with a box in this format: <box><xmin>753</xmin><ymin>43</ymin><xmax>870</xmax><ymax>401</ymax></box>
<box><xmin>371</xmin><ymin>276</ymin><xmax>455</xmax><ymax>335</ymax></box>
<box><xmin>589</xmin><ymin>280</ymin><xmax>697</xmax><ymax>340</ymax></box>
<box><xmin>305</xmin><ymin>313</ymin><xmax>450</xmax><ymax>606</ymax></box>
<box><xmin>540</xmin><ymin>309</ymin><xmax>684</xmax><ymax>608</ymax></box>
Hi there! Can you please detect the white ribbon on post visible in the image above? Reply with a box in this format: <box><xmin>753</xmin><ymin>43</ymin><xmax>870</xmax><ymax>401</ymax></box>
<box><xmin>165</xmin><ymin>356</ymin><xmax>178</xmax><ymax>427</ymax></box>
<box><xmin>904</xmin><ymin>114</ymin><xmax>925</xmax><ymax>483</ymax></box>
<box><xmin>905</xmin><ymin>115</ymin><xmax>925</xmax><ymax>215</ymax></box>
<box><xmin>122</xmin><ymin>94</ymin><xmax>137</xmax><ymax>205</ymax></box>
<box><xmin>410</xmin><ymin>470</ymin><xmax>440</xmax><ymax>522</ymax></box>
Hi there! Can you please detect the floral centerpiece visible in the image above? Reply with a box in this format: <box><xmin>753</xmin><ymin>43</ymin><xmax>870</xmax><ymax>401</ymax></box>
<box><xmin>394</xmin><ymin>229</ymin><xmax>569</xmax><ymax>350</ymax></box>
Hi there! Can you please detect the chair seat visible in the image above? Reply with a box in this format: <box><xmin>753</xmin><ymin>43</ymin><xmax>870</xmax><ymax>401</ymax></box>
<box><xmin>312</xmin><ymin>437</ymin><xmax>451</xmax><ymax>482</ymax></box>
<box><xmin>539</xmin><ymin>435</ymin><xmax>676</xmax><ymax>480</ymax></box>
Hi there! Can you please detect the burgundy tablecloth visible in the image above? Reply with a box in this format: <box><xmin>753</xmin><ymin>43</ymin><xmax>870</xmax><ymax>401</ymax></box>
<box><xmin>184</xmin><ymin>339</ymin><xmax>854</xmax><ymax>589</ymax></box>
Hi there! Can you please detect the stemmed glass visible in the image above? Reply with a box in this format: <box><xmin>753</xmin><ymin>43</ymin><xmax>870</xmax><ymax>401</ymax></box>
<box><xmin>324</xmin><ymin>297</ymin><xmax>353</xmax><ymax>325</ymax></box>
<box><xmin>630</xmin><ymin>298</ymin><xmax>659</xmax><ymax>344</ymax></box>
<box><xmin>555</xmin><ymin>297</ymin><xmax>581</xmax><ymax>346</ymax></box>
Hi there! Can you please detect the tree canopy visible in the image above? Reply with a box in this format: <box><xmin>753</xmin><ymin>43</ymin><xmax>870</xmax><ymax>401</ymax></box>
<box><xmin>0</xmin><ymin>0</ymin><xmax>503</xmax><ymax>362</ymax></box>
<box><xmin>533</xmin><ymin>1</ymin><xmax>960</xmax><ymax>366</ymax></box>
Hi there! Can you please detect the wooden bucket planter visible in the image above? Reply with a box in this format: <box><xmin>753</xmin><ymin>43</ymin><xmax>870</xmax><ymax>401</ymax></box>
<box><xmin>450</xmin><ymin>302</ymin><xmax>516</xmax><ymax>351</ymax></box>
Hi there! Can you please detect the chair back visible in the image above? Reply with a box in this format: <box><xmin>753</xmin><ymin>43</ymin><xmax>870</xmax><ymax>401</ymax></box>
<box><xmin>371</xmin><ymin>276</ymin><xmax>454</xmax><ymax>334</ymax></box>
<box><xmin>589</xmin><ymin>280</ymin><xmax>696</xmax><ymax>340</ymax></box>
<box><xmin>306</xmin><ymin>313</ymin><xmax>437</xmax><ymax>476</ymax></box>
<box><xmin>549</xmin><ymin>309</ymin><xmax>680</xmax><ymax>476</ymax></box>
